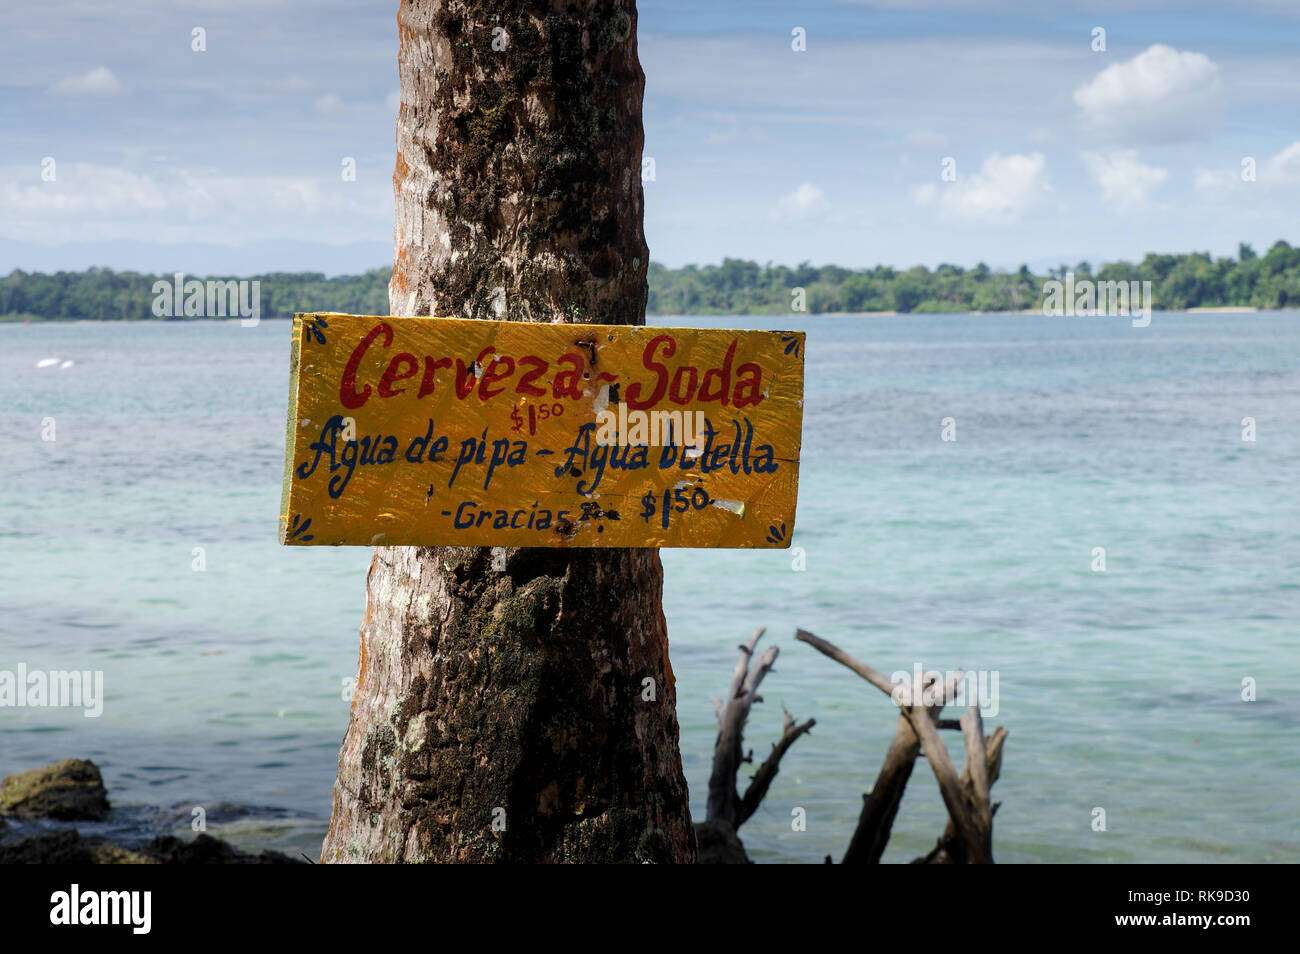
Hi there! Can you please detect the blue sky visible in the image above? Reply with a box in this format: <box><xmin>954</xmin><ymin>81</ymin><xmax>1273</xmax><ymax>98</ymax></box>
<box><xmin>1</xmin><ymin>0</ymin><xmax>1297</xmax><ymax>275</ymax></box>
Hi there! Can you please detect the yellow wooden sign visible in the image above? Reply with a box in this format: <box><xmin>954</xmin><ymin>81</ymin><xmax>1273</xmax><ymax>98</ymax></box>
<box><xmin>279</xmin><ymin>313</ymin><xmax>804</xmax><ymax>548</ymax></box>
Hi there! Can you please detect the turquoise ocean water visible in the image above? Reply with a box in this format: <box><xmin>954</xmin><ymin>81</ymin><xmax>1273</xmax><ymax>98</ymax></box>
<box><xmin>1</xmin><ymin>312</ymin><xmax>1297</xmax><ymax>863</ymax></box>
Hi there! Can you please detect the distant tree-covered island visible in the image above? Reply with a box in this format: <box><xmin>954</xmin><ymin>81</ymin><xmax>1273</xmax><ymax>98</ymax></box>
<box><xmin>2</xmin><ymin>241</ymin><xmax>1298</xmax><ymax>322</ymax></box>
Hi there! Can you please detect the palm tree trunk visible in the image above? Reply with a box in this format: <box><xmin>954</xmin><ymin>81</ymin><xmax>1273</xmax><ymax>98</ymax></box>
<box><xmin>321</xmin><ymin>0</ymin><xmax>695</xmax><ymax>863</ymax></box>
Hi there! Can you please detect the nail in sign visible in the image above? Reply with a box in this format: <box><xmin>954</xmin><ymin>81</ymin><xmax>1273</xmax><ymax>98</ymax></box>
<box><xmin>279</xmin><ymin>313</ymin><xmax>804</xmax><ymax>548</ymax></box>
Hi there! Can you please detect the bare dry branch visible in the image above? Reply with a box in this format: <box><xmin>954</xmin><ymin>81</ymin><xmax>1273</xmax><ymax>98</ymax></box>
<box><xmin>706</xmin><ymin>631</ymin><xmax>782</xmax><ymax>827</ymax></box>
<box><xmin>960</xmin><ymin>703</ymin><xmax>990</xmax><ymax>806</ymax></box>
<box><xmin>794</xmin><ymin>628</ymin><xmax>896</xmax><ymax>697</ymax></box>
<box><xmin>737</xmin><ymin>706</ymin><xmax>815</xmax><ymax>827</ymax></box>
<box><xmin>915</xmin><ymin>724</ymin><xmax>1008</xmax><ymax>864</ymax></box>
<box><xmin>900</xmin><ymin>701</ymin><xmax>992</xmax><ymax>862</ymax></box>
<box><xmin>842</xmin><ymin>713</ymin><xmax>920</xmax><ymax>864</ymax></box>
<box><xmin>794</xmin><ymin>627</ymin><xmax>1005</xmax><ymax>864</ymax></box>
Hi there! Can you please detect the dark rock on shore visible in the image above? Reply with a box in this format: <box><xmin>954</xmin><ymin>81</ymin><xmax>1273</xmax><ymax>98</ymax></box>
<box><xmin>145</xmin><ymin>834</ymin><xmax>304</xmax><ymax>864</ymax></box>
<box><xmin>694</xmin><ymin>819</ymin><xmax>751</xmax><ymax>864</ymax></box>
<box><xmin>0</xmin><ymin>760</ymin><xmax>307</xmax><ymax>863</ymax></box>
<box><xmin>0</xmin><ymin>830</ymin><xmax>154</xmax><ymax>864</ymax></box>
<box><xmin>0</xmin><ymin>759</ymin><xmax>111</xmax><ymax>821</ymax></box>
<box><xmin>146</xmin><ymin>837</ymin><xmax>302</xmax><ymax>868</ymax></box>
<box><xmin>0</xmin><ymin>830</ymin><xmax>305</xmax><ymax>864</ymax></box>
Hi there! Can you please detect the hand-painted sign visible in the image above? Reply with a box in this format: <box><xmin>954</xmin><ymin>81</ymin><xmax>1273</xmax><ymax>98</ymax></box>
<box><xmin>279</xmin><ymin>313</ymin><xmax>804</xmax><ymax>548</ymax></box>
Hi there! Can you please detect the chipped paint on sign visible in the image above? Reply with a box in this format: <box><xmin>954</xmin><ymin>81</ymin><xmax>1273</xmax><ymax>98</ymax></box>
<box><xmin>279</xmin><ymin>313</ymin><xmax>804</xmax><ymax>548</ymax></box>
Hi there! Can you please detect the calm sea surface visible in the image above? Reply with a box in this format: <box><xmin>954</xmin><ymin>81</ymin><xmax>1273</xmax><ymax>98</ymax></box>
<box><xmin>1</xmin><ymin>312</ymin><xmax>1297</xmax><ymax>863</ymax></box>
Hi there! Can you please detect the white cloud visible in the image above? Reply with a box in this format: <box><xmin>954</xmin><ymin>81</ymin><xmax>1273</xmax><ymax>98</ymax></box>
<box><xmin>1194</xmin><ymin>167</ymin><xmax>1237</xmax><ymax>192</ymax></box>
<box><xmin>1195</xmin><ymin>142</ymin><xmax>1300</xmax><ymax>194</ymax></box>
<box><xmin>277</xmin><ymin>76</ymin><xmax>314</xmax><ymax>94</ymax></box>
<box><xmin>771</xmin><ymin>183</ymin><xmax>830</xmax><ymax>222</ymax></box>
<box><xmin>641</xmin><ymin>34</ymin><xmax>1077</xmax><ymax>134</ymax></box>
<box><xmin>913</xmin><ymin>152</ymin><xmax>1049</xmax><ymax>223</ymax></box>
<box><xmin>1073</xmin><ymin>44</ymin><xmax>1219</xmax><ymax>143</ymax></box>
<box><xmin>1</xmin><ymin>166</ymin><xmax>170</xmax><ymax>220</ymax></box>
<box><xmin>1264</xmin><ymin>141</ymin><xmax>1300</xmax><ymax>183</ymax></box>
<box><xmin>0</xmin><ymin>163</ymin><xmax>391</xmax><ymax>245</ymax></box>
<box><xmin>49</xmin><ymin>67</ymin><xmax>123</xmax><ymax>96</ymax></box>
<box><xmin>905</xmin><ymin>130</ymin><xmax>948</xmax><ymax>149</ymax></box>
<box><xmin>1082</xmin><ymin>149</ymin><xmax>1168</xmax><ymax>206</ymax></box>
<box><xmin>315</xmin><ymin>92</ymin><xmax>395</xmax><ymax>116</ymax></box>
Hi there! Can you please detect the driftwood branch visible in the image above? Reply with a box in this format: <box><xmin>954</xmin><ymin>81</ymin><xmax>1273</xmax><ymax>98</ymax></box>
<box><xmin>961</xmin><ymin>703</ymin><xmax>991</xmax><ymax>807</ymax></box>
<box><xmin>706</xmin><ymin>628</ymin><xmax>775</xmax><ymax>827</ymax></box>
<box><xmin>705</xmin><ymin>629</ymin><xmax>812</xmax><ymax>832</ymax></box>
<box><xmin>794</xmin><ymin>628</ymin><xmax>896</xmax><ymax>697</ymax></box>
<box><xmin>901</xmin><ymin>698</ymin><xmax>993</xmax><ymax>863</ymax></box>
<box><xmin>797</xmin><ymin>628</ymin><xmax>960</xmax><ymax>863</ymax></box>
<box><xmin>914</xmin><ymin>723</ymin><xmax>1008</xmax><ymax>863</ymax></box>
<box><xmin>842</xmin><ymin>713</ymin><xmax>918</xmax><ymax>863</ymax></box>
<box><xmin>698</xmin><ymin>630</ymin><xmax>816</xmax><ymax>863</ymax></box>
<box><xmin>795</xmin><ymin>627</ymin><xmax>1006</xmax><ymax>864</ymax></box>
<box><xmin>738</xmin><ymin>705</ymin><xmax>815</xmax><ymax>827</ymax></box>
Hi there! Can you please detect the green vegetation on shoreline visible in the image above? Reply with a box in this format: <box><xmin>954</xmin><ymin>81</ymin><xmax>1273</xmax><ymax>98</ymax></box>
<box><xmin>3</xmin><ymin>241</ymin><xmax>1299</xmax><ymax>321</ymax></box>
<box><xmin>0</xmin><ymin>267</ymin><xmax>390</xmax><ymax>323</ymax></box>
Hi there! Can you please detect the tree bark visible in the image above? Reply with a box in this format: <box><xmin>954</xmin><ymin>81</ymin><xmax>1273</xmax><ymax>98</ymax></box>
<box><xmin>321</xmin><ymin>0</ymin><xmax>694</xmax><ymax>863</ymax></box>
